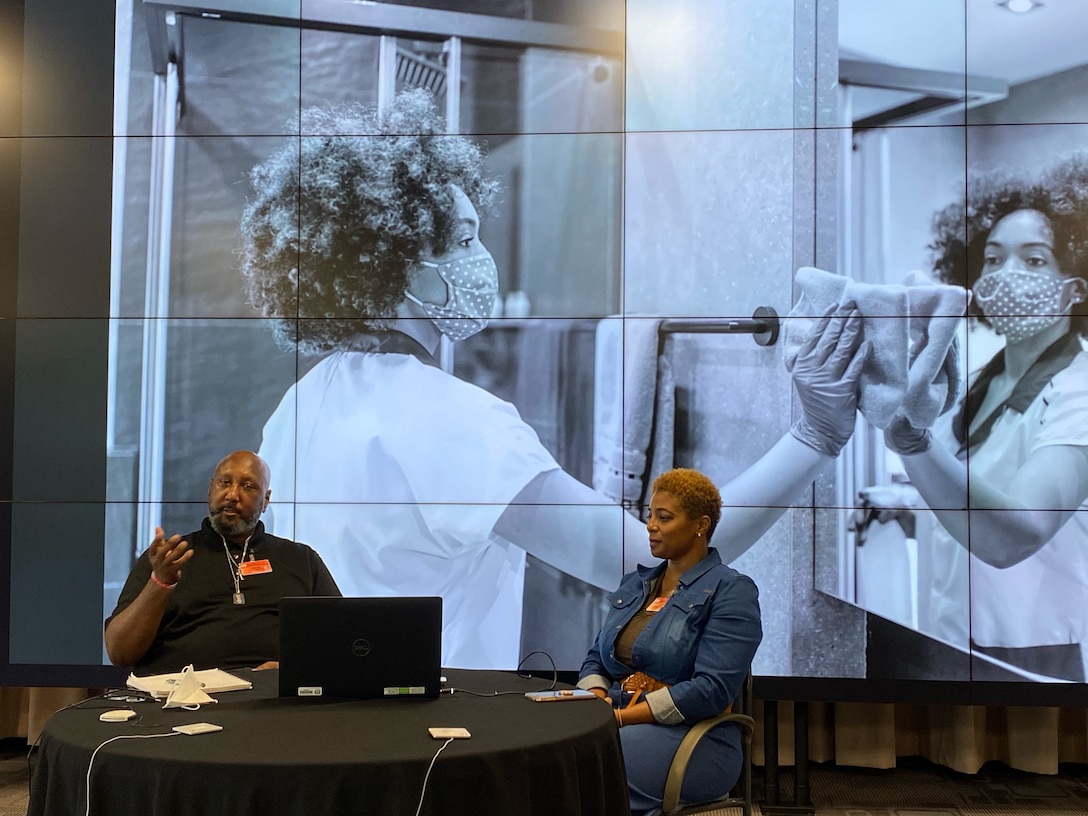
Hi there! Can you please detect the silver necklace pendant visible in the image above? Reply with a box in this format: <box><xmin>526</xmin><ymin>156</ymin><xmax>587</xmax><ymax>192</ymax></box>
<box><xmin>233</xmin><ymin>591</ymin><xmax>245</xmax><ymax>606</ymax></box>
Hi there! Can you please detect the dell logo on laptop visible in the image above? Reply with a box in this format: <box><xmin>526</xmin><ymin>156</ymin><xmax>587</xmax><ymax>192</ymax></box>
<box><xmin>352</xmin><ymin>638</ymin><xmax>371</xmax><ymax>657</ymax></box>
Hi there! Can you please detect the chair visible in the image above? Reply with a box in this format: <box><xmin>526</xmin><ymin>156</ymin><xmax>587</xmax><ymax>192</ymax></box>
<box><xmin>661</xmin><ymin>672</ymin><xmax>755</xmax><ymax>816</ymax></box>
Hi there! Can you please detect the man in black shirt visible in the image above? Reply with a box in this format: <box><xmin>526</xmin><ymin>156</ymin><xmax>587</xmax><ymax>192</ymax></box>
<box><xmin>104</xmin><ymin>450</ymin><xmax>341</xmax><ymax>674</ymax></box>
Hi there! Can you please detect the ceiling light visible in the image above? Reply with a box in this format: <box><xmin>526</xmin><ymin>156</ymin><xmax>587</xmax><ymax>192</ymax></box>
<box><xmin>999</xmin><ymin>0</ymin><xmax>1043</xmax><ymax>13</ymax></box>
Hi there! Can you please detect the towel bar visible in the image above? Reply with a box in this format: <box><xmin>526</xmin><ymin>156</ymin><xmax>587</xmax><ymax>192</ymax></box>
<box><xmin>659</xmin><ymin>306</ymin><xmax>779</xmax><ymax>346</ymax></box>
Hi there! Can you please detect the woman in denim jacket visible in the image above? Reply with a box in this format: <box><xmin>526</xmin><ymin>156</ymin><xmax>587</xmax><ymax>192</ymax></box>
<box><xmin>578</xmin><ymin>468</ymin><xmax>762</xmax><ymax>816</ymax></box>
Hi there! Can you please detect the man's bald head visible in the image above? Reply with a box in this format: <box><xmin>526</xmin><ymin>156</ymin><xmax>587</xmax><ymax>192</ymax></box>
<box><xmin>207</xmin><ymin>450</ymin><xmax>272</xmax><ymax>542</ymax></box>
<box><xmin>215</xmin><ymin>450</ymin><xmax>271</xmax><ymax>491</ymax></box>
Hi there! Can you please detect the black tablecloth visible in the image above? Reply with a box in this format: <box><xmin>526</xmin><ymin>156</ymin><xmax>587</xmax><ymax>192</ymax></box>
<box><xmin>29</xmin><ymin>668</ymin><xmax>630</xmax><ymax>816</ymax></box>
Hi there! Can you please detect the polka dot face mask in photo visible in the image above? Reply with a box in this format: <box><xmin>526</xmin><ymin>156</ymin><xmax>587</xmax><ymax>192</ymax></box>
<box><xmin>406</xmin><ymin>252</ymin><xmax>500</xmax><ymax>342</ymax></box>
<box><xmin>973</xmin><ymin>268</ymin><xmax>1068</xmax><ymax>344</ymax></box>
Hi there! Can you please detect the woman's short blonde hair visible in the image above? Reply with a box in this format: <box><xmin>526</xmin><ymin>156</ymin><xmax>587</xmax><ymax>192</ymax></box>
<box><xmin>651</xmin><ymin>468</ymin><xmax>722</xmax><ymax>541</ymax></box>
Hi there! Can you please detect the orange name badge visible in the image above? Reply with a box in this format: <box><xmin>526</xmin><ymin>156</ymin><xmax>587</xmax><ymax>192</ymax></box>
<box><xmin>646</xmin><ymin>596</ymin><xmax>669</xmax><ymax>613</ymax></box>
<box><xmin>239</xmin><ymin>559</ymin><xmax>272</xmax><ymax>576</ymax></box>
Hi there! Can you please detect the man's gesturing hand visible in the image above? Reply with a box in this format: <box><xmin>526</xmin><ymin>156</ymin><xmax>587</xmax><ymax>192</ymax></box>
<box><xmin>148</xmin><ymin>526</ymin><xmax>194</xmax><ymax>587</ymax></box>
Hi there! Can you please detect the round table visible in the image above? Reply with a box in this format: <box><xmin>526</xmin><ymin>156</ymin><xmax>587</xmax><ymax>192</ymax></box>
<box><xmin>29</xmin><ymin>668</ymin><xmax>630</xmax><ymax>816</ymax></box>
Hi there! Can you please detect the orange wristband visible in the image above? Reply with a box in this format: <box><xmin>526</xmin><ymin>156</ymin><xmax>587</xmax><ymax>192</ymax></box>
<box><xmin>150</xmin><ymin>572</ymin><xmax>177</xmax><ymax>590</ymax></box>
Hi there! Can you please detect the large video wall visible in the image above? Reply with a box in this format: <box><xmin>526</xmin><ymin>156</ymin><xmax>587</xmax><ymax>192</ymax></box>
<box><xmin>4</xmin><ymin>0</ymin><xmax>1088</xmax><ymax>704</ymax></box>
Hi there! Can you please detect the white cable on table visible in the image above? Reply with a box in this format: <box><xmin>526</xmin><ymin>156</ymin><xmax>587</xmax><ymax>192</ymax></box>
<box><xmin>85</xmin><ymin>732</ymin><xmax>181</xmax><ymax>816</ymax></box>
<box><xmin>414</xmin><ymin>737</ymin><xmax>455</xmax><ymax>816</ymax></box>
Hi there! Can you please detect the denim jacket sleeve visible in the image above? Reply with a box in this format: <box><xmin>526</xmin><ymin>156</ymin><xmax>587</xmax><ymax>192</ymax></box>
<box><xmin>578</xmin><ymin>625</ymin><xmax>613</xmax><ymax>691</ymax></box>
<box><xmin>577</xmin><ymin>568</ymin><xmax>654</xmax><ymax>690</ymax></box>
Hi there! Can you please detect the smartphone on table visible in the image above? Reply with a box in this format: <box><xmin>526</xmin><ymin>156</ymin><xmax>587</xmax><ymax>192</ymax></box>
<box><xmin>524</xmin><ymin>689</ymin><xmax>597</xmax><ymax>702</ymax></box>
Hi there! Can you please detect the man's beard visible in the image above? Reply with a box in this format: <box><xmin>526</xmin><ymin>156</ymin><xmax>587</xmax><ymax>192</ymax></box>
<box><xmin>209</xmin><ymin>507</ymin><xmax>259</xmax><ymax>538</ymax></box>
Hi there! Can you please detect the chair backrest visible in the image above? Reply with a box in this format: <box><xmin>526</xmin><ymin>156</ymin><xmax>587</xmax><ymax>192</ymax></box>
<box><xmin>733</xmin><ymin>670</ymin><xmax>753</xmax><ymax>716</ymax></box>
<box><xmin>663</xmin><ymin>672</ymin><xmax>755</xmax><ymax>816</ymax></box>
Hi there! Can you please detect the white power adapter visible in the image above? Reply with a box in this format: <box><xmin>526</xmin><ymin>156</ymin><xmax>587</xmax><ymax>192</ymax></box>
<box><xmin>98</xmin><ymin>710</ymin><xmax>137</xmax><ymax>723</ymax></box>
<box><xmin>427</xmin><ymin>727</ymin><xmax>470</xmax><ymax>739</ymax></box>
<box><xmin>172</xmin><ymin>722</ymin><xmax>224</xmax><ymax>735</ymax></box>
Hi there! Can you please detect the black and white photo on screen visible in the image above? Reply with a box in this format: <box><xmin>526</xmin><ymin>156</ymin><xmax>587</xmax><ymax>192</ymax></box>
<box><xmin>79</xmin><ymin>0</ymin><xmax>1088</xmax><ymax>690</ymax></box>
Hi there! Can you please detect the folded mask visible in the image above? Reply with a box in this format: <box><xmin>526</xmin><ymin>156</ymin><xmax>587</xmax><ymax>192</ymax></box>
<box><xmin>162</xmin><ymin>664</ymin><xmax>217</xmax><ymax>710</ymax></box>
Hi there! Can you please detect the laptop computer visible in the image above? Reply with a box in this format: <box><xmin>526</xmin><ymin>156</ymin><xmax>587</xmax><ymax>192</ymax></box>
<box><xmin>278</xmin><ymin>596</ymin><xmax>442</xmax><ymax>699</ymax></box>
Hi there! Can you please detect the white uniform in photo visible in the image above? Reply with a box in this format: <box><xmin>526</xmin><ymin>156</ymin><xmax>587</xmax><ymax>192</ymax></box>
<box><xmin>922</xmin><ymin>350</ymin><xmax>1088</xmax><ymax>670</ymax></box>
<box><xmin>259</xmin><ymin>350</ymin><xmax>560</xmax><ymax>668</ymax></box>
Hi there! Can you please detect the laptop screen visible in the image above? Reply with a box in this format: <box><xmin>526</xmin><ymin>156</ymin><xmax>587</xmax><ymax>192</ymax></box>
<box><xmin>278</xmin><ymin>596</ymin><xmax>442</xmax><ymax>699</ymax></box>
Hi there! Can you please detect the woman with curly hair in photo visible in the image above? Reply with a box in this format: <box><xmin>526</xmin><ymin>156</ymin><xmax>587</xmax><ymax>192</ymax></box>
<box><xmin>241</xmin><ymin>89</ymin><xmax>575</xmax><ymax>669</ymax></box>
<box><xmin>240</xmin><ymin>88</ymin><xmax>866</xmax><ymax>669</ymax></box>
<box><xmin>881</xmin><ymin>154</ymin><xmax>1088</xmax><ymax>681</ymax></box>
